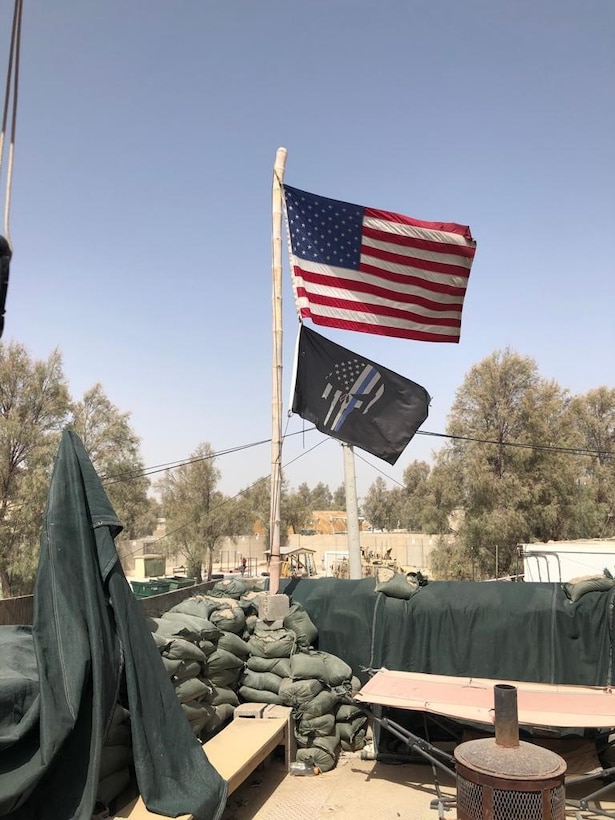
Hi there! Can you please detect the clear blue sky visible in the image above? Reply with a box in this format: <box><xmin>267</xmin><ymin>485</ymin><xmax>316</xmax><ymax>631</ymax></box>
<box><xmin>2</xmin><ymin>0</ymin><xmax>613</xmax><ymax>503</ymax></box>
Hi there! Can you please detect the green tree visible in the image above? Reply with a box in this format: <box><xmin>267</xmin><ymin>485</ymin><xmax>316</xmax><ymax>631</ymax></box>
<box><xmin>0</xmin><ymin>343</ymin><xmax>70</xmax><ymax>596</ymax></box>
<box><xmin>332</xmin><ymin>484</ymin><xmax>346</xmax><ymax>509</ymax></box>
<box><xmin>363</xmin><ymin>476</ymin><xmax>395</xmax><ymax>530</ymax></box>
<box><xmin>285</xmin><ymin>482</ymin><xmax>313</xmax><ymax>534</ymax></box>
<box><xmin>429</xmin><ymin>349</ymin><xmax>583</xmax><ymax>579</ymax></box>
<box><xmin>398</xmin><ymin>460</ymin><xmax>431</xmax><ymax>530</ymax></box>
<box><xmin>310</xmin><ymin>482</ymin><xmax>333</xmax><ymax>510</ymax></box>
<box><xmin>157</xmin><ymin>443</ymin><xmax>249</xmax><ymax>581</ymax></box>
<box><xmin>69</xmin><ymin>384</ymin><xmax>156</xmax><ymax>539</ymax></box>
<box><xmin>569</xmin><ymin>387</ymin><xmax>615</xmax><ymax>537</ymax></box>
<box><xmin>239</xmin><ymin>475</ymin><xmax>290</xmax><ymax>549</ymax></box>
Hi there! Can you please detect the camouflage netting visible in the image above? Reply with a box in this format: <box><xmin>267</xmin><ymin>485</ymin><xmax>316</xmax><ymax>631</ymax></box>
<box><xmin>145</xmin><ymin>583</ymin><xmax>367</xmax><ymax>768</ymax></box>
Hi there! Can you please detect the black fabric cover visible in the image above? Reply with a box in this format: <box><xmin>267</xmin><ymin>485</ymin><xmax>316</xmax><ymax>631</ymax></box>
<box><xmin>290</xmin><ymin>577</ymin><xmax>615</xmax><ymax>687</ymax></box>
<box><xmin>0</xmin><ymin>430</ymin><xmax>227</xmax><ymax>820</ymax></box>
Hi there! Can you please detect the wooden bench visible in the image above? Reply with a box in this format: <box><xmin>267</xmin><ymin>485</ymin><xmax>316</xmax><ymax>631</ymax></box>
<box><xmin>114</xmin><ymin>704</ymin><xmax>294</xmax><ymax>819</ymax></box>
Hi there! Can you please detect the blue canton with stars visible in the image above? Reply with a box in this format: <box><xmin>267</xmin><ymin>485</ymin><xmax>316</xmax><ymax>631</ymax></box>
<box><xmin>283</xmin><ymin>185</ymin><xmax>364</xmax><ymax>269</ymax></box>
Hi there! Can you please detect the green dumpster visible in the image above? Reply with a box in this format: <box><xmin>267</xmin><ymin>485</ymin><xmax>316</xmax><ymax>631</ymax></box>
<box><xmin>130</xmin><ymin>579</ymin><xmax>172</xmax><ymax>598</ymax></box>
<box><xmin>166</xmin><ymin>576</ymin><xmax>197</xmax><ymax>591</ymax></box>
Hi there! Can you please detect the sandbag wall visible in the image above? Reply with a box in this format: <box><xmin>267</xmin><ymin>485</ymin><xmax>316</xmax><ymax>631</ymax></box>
<box><xmin>146</xmin><ymin>577</ymin><xmax>368</xmax><ymax>772</ymax></box>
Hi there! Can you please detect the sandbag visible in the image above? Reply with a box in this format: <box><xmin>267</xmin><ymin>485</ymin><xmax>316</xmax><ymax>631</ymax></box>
<box><xmin>296</xmin><ymin>745</ymin><xmax>337</xmax><ymax>773</ymax></box>
<box><xmin>217</xmin><ymin>631</ymin><xmax>250</xmax><ymax>659</ymax></box>
<box><xmin>278</xmin><ymin>677</ymin><xmax>323</xmax><ymax>707</ymax></box>
<box><xmin>241</xmin><ymin>669</ymin><xmax>284</xmax><ymax>694</ymax></box>
<box><xmin>209</xmin><ymin>606</ymin><xmax>246</xmax><ymax>635</ymax></box>
<box><xmin>209</xmin><ymin>578</ymin><xmax>251</xmax><ymax>599</ymax></box>
<box><xmin>159</xmin><ymin>612</ymin><xmax>222</xmax><ymax>642</ymax></box>
<box><xmin>239</xmin><ymin>590</ymin><xmax>267</xmax><ymax>613</ymax></box>
<box><xmin>198</xmin><ymin>639</ymin><xmax>217</xmax><ymax>657</ymax></box>
<box><xmin>161</xmin><ymin>657</ymin><xmax>185</xmax><ymax>677</ymax></box>
<box><xmin>247</xmin><ymin>626</ymin><xmax>296</xmax><ymax>659</ymax></box>
<box><xmin>151</xmin><ymin>631</ymin><xmax>171</xmax><ymax>651</ymax></box>
<box><xmin>162</xmin><ymin>637</ymin><xmax>207</xmax><ymax>664</ymax></box>
<box><xmin>173</xmin><ymin>660</ymin><xmax>202</xmax><ymax>682</ymax></box>
<box><xmin>336</xmin><ymin>716</ymin><xmax>367</xmax><ymax>744</ymax></box>
<box><xmin>296</xmin><ymin>713</ymin><xmax>335</xmax><ymax>738</ymax></box>
<box><xmin>174</xmin><ymin>677</ymin><xmax>214</xmax><ymax>704</ymax></box>
<box><xmin>335</xmin><ymin>702</ymin><xmax>365</xmax><ymax>722</ymax></box>
<box><xmin>246</xmin><ymin>656</ymin><xmax>291</xmax><ymax>678</ymax></box>
<box><xmin>283</xmin><ymin>602</ymin><xmax>318</xmax><ymax>649</ymax></box>
<box><xmin>168</xmin><ymin>595</ymin><xmax>218</xmax><ymax>620</ymax></box>
<box><xmin>211</xmin><ymin>686</ymin><xmax>240</xmax><ymax>707</ymax></box>
<box><xmin>181</xmin><ymin>700</ymin><xmax>216</xmax><ymax>734</ymax></box>
<box><xmin>208</xmin><ymin>667</ymin><xmax>242</xmax><ymax>689</ymax></box>
<box><xmin>244</xmin><ymin>614</ymin><xmax>258</xmax><ymax>635</ymax></box>
<box><xmin>374</xmin><ymin>572</ymin><xmax>420</xmax><ymax>600</ymax></box>
<box><xmin>297</xmin><ymin>690</ymin><xmax>340</xmax><ymax>718</ymax></box>
<box><xmin>238</xmin><ymin>685</ymin><xmax>283</xmax><ymax>705</ymax></box>
<box><xmin>563</xmin><ymin>576</ymin><xmax>615</xmax><ymax>602</ymax></box>
<box><xmin>206</xmin><ymin>647</ymin><xmax>245</xmax><ymax>674</ymax></box>
<box><xmin>203</xmin><ymin>703</ymin><xmax>235</xmax><ymax>738</ymax></box>
<box><xmin>290</xmin><ymin>651</ymin><xmax>352</xmax><ymax>686</ymax></box>
<box><xmin>340</xmin><ymin>729</ymin><xmax>366</xmax><ymax>752</ymax></box>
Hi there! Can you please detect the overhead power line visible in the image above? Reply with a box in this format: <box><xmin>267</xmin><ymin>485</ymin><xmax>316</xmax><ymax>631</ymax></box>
<box><xmin>102</xmin><ymin>426</ymin><xmax>614</xmax><ymax>488</ymax></box>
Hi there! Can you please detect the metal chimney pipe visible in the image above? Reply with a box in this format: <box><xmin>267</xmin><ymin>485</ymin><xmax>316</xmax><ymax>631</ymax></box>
<box><xmin>494</xmin><ymin>684</ymin><xmax>519</xmax><ymax>748</ymax></box>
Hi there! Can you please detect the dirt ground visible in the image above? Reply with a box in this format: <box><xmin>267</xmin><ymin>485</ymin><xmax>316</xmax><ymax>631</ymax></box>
<box><xmin>220</xmin><ymin>744</ymin><xmax>615</xmax><ymax>820</ymax></box>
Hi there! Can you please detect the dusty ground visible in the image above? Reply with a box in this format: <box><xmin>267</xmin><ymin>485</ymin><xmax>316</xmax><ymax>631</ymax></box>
<box><xmin>220</xmin><ymin>745</ymin><xmax>615</xmax><ymax>820</ymax></box>
<box><xmin>221</xmin><ymin>750</ymin><xmax>456</xmax><ymax>820</ymax></box>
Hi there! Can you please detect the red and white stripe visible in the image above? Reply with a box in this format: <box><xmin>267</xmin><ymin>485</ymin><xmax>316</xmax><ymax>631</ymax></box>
<box><xmin>291</xmin><ymin>207</ymin><xmax>477</xmax><ymax>343</ymax></box>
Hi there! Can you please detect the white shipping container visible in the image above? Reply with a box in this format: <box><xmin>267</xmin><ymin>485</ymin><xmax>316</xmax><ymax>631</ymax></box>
<box><xmin>521</xmin><ymin>540</ymin><xmax>615</xmax><ymax>583</ymax></box>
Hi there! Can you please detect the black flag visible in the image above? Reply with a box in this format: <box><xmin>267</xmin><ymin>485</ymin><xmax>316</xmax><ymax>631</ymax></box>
<box><xmin>0</xmin><ymin>236</ymin><xmax>11</xmax><ymax>339</ymax></box>
<box><xmin>292</xmin><ymin>325</ymin><xmax>430</xmax><ymax>465</ymax></box>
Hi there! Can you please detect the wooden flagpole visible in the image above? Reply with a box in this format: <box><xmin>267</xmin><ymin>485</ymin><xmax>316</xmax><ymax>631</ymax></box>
<box><xmin>269</xmin><ymin>146</ymin><xmax>287</xmax><ymax>595</ymax></box>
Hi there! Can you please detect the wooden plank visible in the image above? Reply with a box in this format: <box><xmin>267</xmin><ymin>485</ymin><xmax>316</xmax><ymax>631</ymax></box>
<box><xmin>114</xmin><ymin>714</ymin><xmax>290</xmax><ymax>819</ymax></box>
<box><xmin>356</xmin><ymin>669</ymin><xmax>615</xmax><ymax>729</ymax></box>
<box><xmin>205</xmin><ymin>717</ymin><xmax>287</xmax><ymax>794</ymax></box>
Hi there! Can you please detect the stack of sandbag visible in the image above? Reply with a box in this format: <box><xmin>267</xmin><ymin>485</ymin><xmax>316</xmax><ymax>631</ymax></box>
<box><xmin>334</xmin><ymin>696</ymin><xmax>369</xmax><ymax>752</ymax></box>
<box><xmin>236</xmin><ymin>600</ymin><xmax>318</xmax><ymax>705</ymax></box>
<box><xmin>235</xmin><ymin>600</ymin><xmax>365</xmax><ymax>772</ymax></box>
<box><xmin>96</xmin><ymin>704</ymin><xmax>133</xmax><ymax>812</ymax></box>
<box><xmin>149</xmin><ymin>585</ymin><xmax>265</xmax><ymax>740</ymax></box>
<box><xmin>148</xmin><ymin>607</ymin><xmax>221</xmax><ymax>737</ymax></box>
<box><xmin>281</xmin><ymin>650</ymin><xmax>354</xmax><ymax>772</ymax></box>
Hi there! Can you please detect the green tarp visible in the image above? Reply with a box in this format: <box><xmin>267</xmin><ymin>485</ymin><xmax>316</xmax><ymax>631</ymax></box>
<box><xmin>0</xmin><ymin>431</ymin><xmax>227</xmax><ymax>820</ymax></box>
<box><xmin>289</xmin><ymin>577</ymin><xmax>615</xmax><ymax>687</ymax></box>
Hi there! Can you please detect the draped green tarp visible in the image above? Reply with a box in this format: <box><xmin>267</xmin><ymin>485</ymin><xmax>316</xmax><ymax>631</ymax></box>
<box><xmin>288</xmin><ymin>577</ymin><xmax>615</xmax><ymax>687</ymax></box>
<box><xmin>0</xmin><ymin>430</ymin><xmax>227</xmax><ymax>820</ymax></box>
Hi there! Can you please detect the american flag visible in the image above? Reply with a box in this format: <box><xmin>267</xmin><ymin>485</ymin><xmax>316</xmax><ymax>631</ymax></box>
<box><xmin>283</xmin><ymin>184</ymin><xmax>477</xmax><ymax>343</ymax></box>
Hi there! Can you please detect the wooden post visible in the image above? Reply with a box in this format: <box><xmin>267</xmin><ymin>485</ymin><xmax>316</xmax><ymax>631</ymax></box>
<box><xmin>269</xmin><ymin>147</ymin><xmax>287</xmax><ymax>595</ymax></box>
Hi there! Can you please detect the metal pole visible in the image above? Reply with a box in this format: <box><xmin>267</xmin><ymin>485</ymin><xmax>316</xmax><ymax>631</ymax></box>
<box><xmin>494</xmin><ymin>684</ymin><xmax>519</xmax><ymax>748</ymax></box>
<box><xmin>343</xmin><ymin>444</ymin><xmax>363</xmax><ymax>579</ymax></box>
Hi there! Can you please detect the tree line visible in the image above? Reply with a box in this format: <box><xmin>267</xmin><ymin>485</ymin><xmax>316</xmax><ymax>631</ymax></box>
<box><xmin>1</xmin><ymin>341</ymin><xmax>613</xmax><ymax>595</ymax></box>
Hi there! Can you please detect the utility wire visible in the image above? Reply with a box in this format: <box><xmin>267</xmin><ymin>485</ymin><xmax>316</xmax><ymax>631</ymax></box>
<box><xmin>103</xmin><ymin>426</ymin><xmax>614</xmax><ymax>487</ymax></box>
